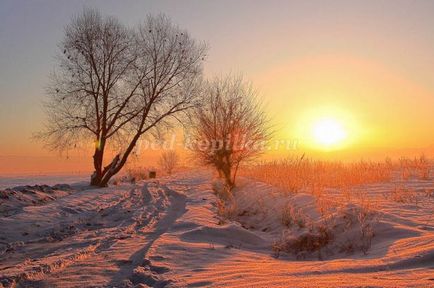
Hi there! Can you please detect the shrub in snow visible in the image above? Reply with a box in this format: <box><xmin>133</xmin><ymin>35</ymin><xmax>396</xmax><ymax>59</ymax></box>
<box><xmin>281</xmin><ymin>204</ymin><xmax>309</xmax><ymax>229</ymax></box>
<box><xmin>158</xmin><ymin>151</ymin><xmax>178</xmax><ymax>175</ymax></box>
<box><xmin>212</xmin><ymin>179</ymin><xmax>238</xmax><ymax>224</ymax></box>
<box><xmin>273</xmin><ymin>203</ymin><xmax>379</xmax><ymax>259</ymax></box>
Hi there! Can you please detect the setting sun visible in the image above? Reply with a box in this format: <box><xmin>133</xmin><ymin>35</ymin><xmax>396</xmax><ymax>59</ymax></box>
<box><xmin>312</xmin><ymin>118</ymin><xmax>347</xmax><ymax>148</ymax></box>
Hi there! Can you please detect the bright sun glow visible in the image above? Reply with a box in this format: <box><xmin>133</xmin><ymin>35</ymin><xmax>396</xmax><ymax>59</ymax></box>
<box><xmin>312</xmin><ymin>118</ymin><xmax>347</xmax><ymax>148</ymax></box>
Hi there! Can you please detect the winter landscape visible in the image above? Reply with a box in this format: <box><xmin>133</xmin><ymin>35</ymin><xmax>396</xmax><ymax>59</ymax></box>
<box><xmin>1</xmin><ymin>1</ymin><xmax>433</xmax><ymax>287</ymax></box>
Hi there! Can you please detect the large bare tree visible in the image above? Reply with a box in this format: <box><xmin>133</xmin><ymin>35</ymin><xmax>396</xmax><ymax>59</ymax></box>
<box><xmin>191</xmin><ymin>76</ymin><xmax>270</xmax><ymax>189</ymax></box>
<box><xmin>39</xmin><ymin>9</ymin><xmax>207</xmax><ymax>186</ymax></box>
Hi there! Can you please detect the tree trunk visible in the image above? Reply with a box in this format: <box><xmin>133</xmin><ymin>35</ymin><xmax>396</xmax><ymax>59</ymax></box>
<box><xmin>98</xmin><ymin>134</ymin><xmax>141</xmax><ymax>187</ymax></box>
<box><xmin>231</xmin><ymin>161</ymin><xmax>240</xmax><ymax>188</ymax></box>
<box><xmin>98</xmin><ymin>154</ymin><xmax>120</xmax><ymax>187</ymax></box>
<box><xmin>221</xmin><ymin>164</ymin><xmax>234</xmax><ymax>190</ymax></box>
<box><xmin>90</xmin><ymin>139</ymin><xmax>106</xmax><ymax>186</ymax></box>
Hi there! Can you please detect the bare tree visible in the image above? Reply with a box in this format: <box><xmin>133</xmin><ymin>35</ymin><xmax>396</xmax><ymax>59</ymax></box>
<box><xmin>159</xmin><ymin>150</ymin><xmax>179</xmax><ymax>175</ymax></box>
<box><xmin>38</xmin><ymin>8</ymin><xmax>207</xmax><ymax>186</ymax></box>
<box><xmin>191</xmin><ymin>76</ymin><xmax>270</xmax><ymax>189</ymax></box>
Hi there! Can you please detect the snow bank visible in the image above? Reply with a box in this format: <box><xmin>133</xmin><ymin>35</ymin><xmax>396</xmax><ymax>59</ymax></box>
<box><xmin>0</xmin><ymin>184</ymin><xmax>74</xmax><ymax>217</ymax></box>
<box><xmin>230</xmin><ymin>178</ymin><xmax>429</xmax><ymax>260</ymax></box>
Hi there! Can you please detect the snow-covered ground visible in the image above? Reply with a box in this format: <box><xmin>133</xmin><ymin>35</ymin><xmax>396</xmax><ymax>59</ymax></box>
<box><xmin>0</xmin><ymin>171</ymin><xmax>433</xmax><ymax>287</ymax></box>
<box><xmin>0</xmin><ymin>174</ymin><xmax>89</xmax><ymax>190</ymax></box>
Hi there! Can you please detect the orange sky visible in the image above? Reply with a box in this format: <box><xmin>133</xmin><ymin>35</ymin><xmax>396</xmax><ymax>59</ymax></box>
<box><xmin>1</xmin><ymin>0</ymin><xmax>434</xmax><ymax>175</ymax></box>
<box><xmin>256</xmin><ymin>55</ymin><xmax>434</xmax><ymax>153</ymax></box>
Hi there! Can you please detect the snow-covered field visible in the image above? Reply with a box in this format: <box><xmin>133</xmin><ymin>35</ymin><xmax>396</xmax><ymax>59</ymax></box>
<box><xmin>0</xmin><ymin>175</ymin><xmax>89</xmax><ymax>190</ymax></box>
<box><xmin>0</xmin><ymin>171</ymin><xmax>433</xmax><ymax>287</ymax></box>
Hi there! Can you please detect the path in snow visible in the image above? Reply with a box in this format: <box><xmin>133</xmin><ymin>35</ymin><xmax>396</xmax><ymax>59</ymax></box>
<box><xmin>0</xmin><ymin>178</ymin><xmax>188</xmax><ymax>287</ymax></box>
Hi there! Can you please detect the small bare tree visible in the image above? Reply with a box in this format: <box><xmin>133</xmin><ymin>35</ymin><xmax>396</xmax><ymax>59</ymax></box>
<box><xmin>191</xmin><ymin>76</ymin><xmax>270</xmax><ymax>189</ymax></box>
<box><xmin>159</xmin><ymin>150</ymin><xmax>179</xmax><ymax>175</ymax></box>
<box><xmin>38</xmin><ymin>9</ymin><xmax>206</xmax><ymax>186</ymax></box>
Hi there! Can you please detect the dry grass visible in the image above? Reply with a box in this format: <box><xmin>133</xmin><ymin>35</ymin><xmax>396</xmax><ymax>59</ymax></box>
<box><xmin>399</xmin><ymin>155</ymin><xmax>431</xmax><ymax>180</ymax></box>
<box><xmin>241</xmin><ymin>154</ymin><xmax>432</xmax><ymax>209</ymax></box>
<box><xmin>215</xmin><ymin>199</ymin><xmax>238</xmax><ymax>224</ymax></box>
<box><xmin>241</xmin><ymin>155</ymin><xmax>394</xmax><ymax>195</ymax></box>
<box><xmin>355</xmin><ymin>201</ymin><xmax>377</xmax><ymax>254</ymax></box>
<box><xmin>273</xmin><ymin>203</ymin><xmax>378</xmax><ymax>258</ymax></box>
<box><xmin>159</xmin><ymin>151</ymin><xmax>179</xmax><ymax>175</ymax></box>
<box><xmin>212</xmin><ymin>179</ymin><xmax>238</xmax><ymax>223</ymax></box>
<box><xmin>272</xmin><ymin>225</ymin><xmax>332</xmax><ymax>259</ymax></box>
<box><xmin>126</xmin><ymin>167</ymin><xmax>151</xmax><ymax>181</ymax></box>
<box><xmin>281</xmin><ymin>204</ymin><xmax>309</xmax><ymax>229</ymax></box>
<box><xmin>111</xmin><ymin>167</ymin><xmax>151</xmax><ymax>185</ymax></box>
<box><xmin>388</xmin><ymin>185</ymin><xmax>419</xmax><ymax>204</ymax></box>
